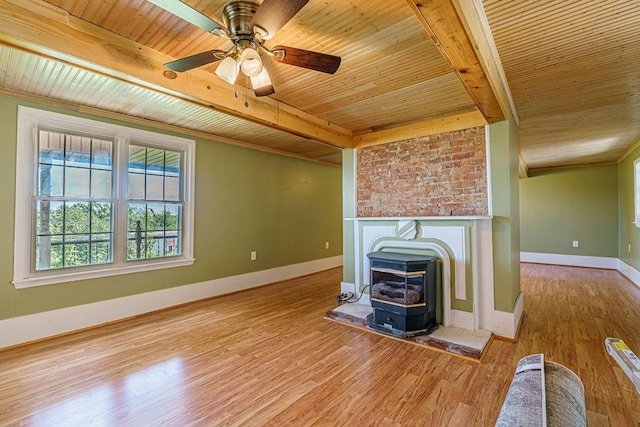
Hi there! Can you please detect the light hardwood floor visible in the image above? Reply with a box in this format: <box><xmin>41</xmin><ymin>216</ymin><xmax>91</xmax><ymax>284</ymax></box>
<box><xmin>1</xmin><ymin>263</ymin><xmax>639</xmax><ymax>426</ymax></box>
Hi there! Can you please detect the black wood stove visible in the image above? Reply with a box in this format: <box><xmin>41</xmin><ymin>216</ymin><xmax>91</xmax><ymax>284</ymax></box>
<box><xmin>366</xmin><ymin>251</ymin><xmax>439</xmax><ymax>338</ymax></box>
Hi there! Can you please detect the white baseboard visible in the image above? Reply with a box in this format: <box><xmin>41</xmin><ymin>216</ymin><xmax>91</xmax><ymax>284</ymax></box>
<box><xmin>521</xmin><ymin>252</ymin><xmax>640</xmax><ymax>291</ymax></box>
<box><xmin>616</xmin><ymin>259</ymin><xmax>640</xmax><ymax>289</ymax></box>
<box><xmin>0</xmin><ymin>256</ymin><xmax>343</xmax><ymax>350</ymax></box>
<box><xmin>486</xmin><ymin>291</ymin><xmax>523</xmax><ymax>340</ymax></box>
<box><xmin>520</xmin><ymin>252</ymin><xmax>618</xmax><ymax>269</ymax></box>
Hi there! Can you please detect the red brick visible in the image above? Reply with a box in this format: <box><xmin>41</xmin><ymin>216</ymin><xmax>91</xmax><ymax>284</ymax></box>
<box><xmin>356</xmin><ymin>127</ymin><xmax>488</xmax><ymax>217</ymax></box>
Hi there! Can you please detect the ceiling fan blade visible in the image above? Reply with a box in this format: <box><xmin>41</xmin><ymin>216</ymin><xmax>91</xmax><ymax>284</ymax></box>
<box><xmin>164</xmin><ymin>50</ymin><xmax>225</xmax><ymax>72</ymax></box>
<box><xmin>250</xmin><ymin>0</ymin><xmax>309</xmax><ymax>40</ymax></box>
<box><xmin>272</xmin><ymin>46</ymin><xmax>341</xmax><ymax>74</ymax></box>
<box><xmin>147</xmin><ymin>0</ymin><xmax>228</xmax><ymax>37</ymax></box>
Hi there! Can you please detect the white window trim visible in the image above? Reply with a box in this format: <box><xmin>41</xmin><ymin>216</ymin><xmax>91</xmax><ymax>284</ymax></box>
<box><xmin>13</xmin><ymin>106</ymin><xmax>196</xmax><ymax>289</ymax></box>
<box><xmin>635</xmin><ymin>158</ymin><xmax>640</xmax><ymax>228</ymax></box>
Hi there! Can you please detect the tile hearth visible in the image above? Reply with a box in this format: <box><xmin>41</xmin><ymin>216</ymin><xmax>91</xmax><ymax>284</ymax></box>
<box><xmin>325</xmin><ymin>302</ymin><xmax>492</xmax><ymax>361</ymax></box>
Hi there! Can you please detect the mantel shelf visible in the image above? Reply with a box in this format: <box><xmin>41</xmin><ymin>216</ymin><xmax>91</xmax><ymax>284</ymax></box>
<box><xmin>345</xmin><ymin>216</ymin><xmax>493</xmax><ymax>221</ymax></box>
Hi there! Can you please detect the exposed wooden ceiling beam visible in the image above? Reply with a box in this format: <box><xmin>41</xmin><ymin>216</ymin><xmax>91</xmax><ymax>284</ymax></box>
<box><xmin>451</xmin><ymin>0</ymin><xmax>519</xmax><ymax>125</ymax></box>
<box><xmin>0</xmin><ymin>0</ymin><xmax>353</xmax><ymax>148</ymax></box>
<box><xmin>353</xmin><ymin>110</ymin><xmax>487</xmax><ymax>148</ymax></box>
<box><xmin>406</xmin><ymin>0</ymin><xmax>507</xmax><ymax>124</ymax></box>
<box><xmin>0</xmin><ymin>86</ymin><xmax>341</xmax><ymax>167</ymax></box>
<box><xmin>518</xmin><ymin>153</ymin><xmax>529</xmax><ymax>178</ymax></box>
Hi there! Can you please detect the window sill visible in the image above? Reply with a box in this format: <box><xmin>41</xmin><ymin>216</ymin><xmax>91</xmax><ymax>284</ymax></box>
<box><xmin>12</xmin><ymin>257</ymin><xmax>195</xmax><ymax>289</ymax></box>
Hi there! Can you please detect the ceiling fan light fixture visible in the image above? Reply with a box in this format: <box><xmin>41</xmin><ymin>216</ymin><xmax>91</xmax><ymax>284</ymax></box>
<box><xmin>239</xmin><ymin>47</ymin><xmax>263</xmax><ymax>77</ymax></box>
<box><xmin>215</xmin><ymin>56</ymin><xmax>239</xmax><ymax>84</ymax></box>
<box><xmin>154</xmin><ymin>0</ymin><xmax>341</xmax><ymax>97</ymax></box>
<box><xmin>251</xmin><ymin>67</ymin><xmax>272</xmax><ymax>89</ymax></box>
<box><xmin>251</xmin><ymin>67</ymin><xmax>275</xmax><ymax>97</ymax></box>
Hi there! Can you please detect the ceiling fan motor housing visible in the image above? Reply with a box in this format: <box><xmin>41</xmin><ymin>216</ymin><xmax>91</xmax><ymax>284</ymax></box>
<box><xmin>222</xmin><ymin>1</ymin><xmax>259</xmax><ymax>39</ymax></box>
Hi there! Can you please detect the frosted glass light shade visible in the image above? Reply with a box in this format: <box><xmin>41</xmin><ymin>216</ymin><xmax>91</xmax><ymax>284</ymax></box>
<box><xmin>250</xmin><ymin>67</ymin><xmax>272</xmax><ymax>89</ymax></box>
<box><xmin>239</xmin><ymin>48</ymin><xmax>263</xmax><ymax>77</ymax></box>
<box><xmin>215</xmin><ymin>57</ymin><xmax>238</xmax><ymax>84</ymax></box>
<box><xmin>251</xmin><ymin>68</ymin><xmax>274</xmax><ymax>97</ymax></box>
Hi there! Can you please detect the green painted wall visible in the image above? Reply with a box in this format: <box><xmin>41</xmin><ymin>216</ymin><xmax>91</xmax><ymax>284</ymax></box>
<box><xmin>342</xmin><ymin>149</ymin><xmax>356</xmax><ymax>283</ymax></box>
<box><xmin>519</xmin><ymin>164</ymin><xmax>618</xmax><ymax>257</ymax></box>
<box><xmin>0</xmin><ymin>95</ymin><xmax>342</xmax><ymax>320</ymax></box>
<box><xmin>618</xmin><ymin>146</ymin><xmax>640</xmax><ymax>269</ymax></box>
<box><xmin>489</xmin><ymin>118</ymin><xmax>521</xmax><ymax>312</ymax></box>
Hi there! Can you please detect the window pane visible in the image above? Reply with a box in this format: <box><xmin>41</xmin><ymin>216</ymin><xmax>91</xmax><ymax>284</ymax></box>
<box><xmin>91</xmin><ymin>169</ymin><xmax>112</xmax><ymax>199</ymax></box>
<box><xmin>91</xmin><ymin>233</ymin><xmax>112</xmax><ymax>265</ymax></box>
<box><xmin>65</xmin><ymin>135</ymin><xmax>91</xmax><ymax>167</ymax></box>
<box><xmin>165</xmin><ymin>230</ymin><xmax>180</xmax><ymax>257</ymax></box>
<box><xmin>146</xmin><ymin>175</ymin><xmax>164</xmax><ymax>200</ymax></box>
<box><xmin>38</xmin><ymin>165</ymin><xmax>64</xmax><ymax>197</ymax></box>
<box><xmin>64</xmin><ymin>238</ymin><xmax>90</xmax><ymax>267</ymax></box>
<box><xmin>129</xmin><ymin>146</ymin><xmax>146</xmax><ymax>173</ymax></box>
<box><xmin>36</xmin><ymin>235</ymin><xmax>51</xmax><ymax>270</ymax></box>
<box><xmin>65</xmin><ymin>167</ymin><xmax>90</xmax><ymax>198</ymax></box>
<box><xmin>91</xmin><ymin>242</ymin><xmax>111</xmax><ymax>264</ymax></box>
<box><xmin>164</xmin><ymin>204</ymin><xmax>181</xmax><ymax>230</ymax></box>
<box><xmin>127</xmin><ymin>145</ymin><xmax>182</xmax><ymax>204</ymax></box>
<box><xmin>64</xmin><ymin>202</ymin><xmax>90</xmax><ymax>234</ymax></box>
<box><xmin>165</xmin><ymin>176</ymin><xmax>179</xmax><ymax>201</ymax></box>
<box><xmin>36</xmin><ymin>200</ymin><xmax>52</xmax><ymax>235</ymax></box>
<box><xmin>37</xmin><ymin>235</ymin><xmax>64</xmax><ymax>270</ymax></box>
<box><xmin>39</xmin><ymin>131</ymin><xmax>64</xmax><ymax>166</ymax></box>
<box><xmin>48</xmin><ymin>201</ymin><xmax>64</xmax><ymax>234</ymax></box>
<box><xmin>91</xmin><ymin>203</ymin><xmax>112</xmax><ymax>233</ymax></box>
<box><xmin>92</xmin><ymin>140</ymin><xmax>112</xmax><ymax>170</ymax></box>
<box><xmin>146</xmin><ymin>231</ymin><xmax>164</xmax><ymax>258</ymax></box>
<box><xmin>166</xmin><ymin>151</ymin><xmax>180</xmax><ymax>176</ymax></box>
<box><xmin>128</xmin><ymin>173</ymin><xmax>145</xmax><ymax>199</ymax></box>
<box><xmin>126</xmin><ymin>203</ymin><xmax>182</xmax><ymax>260</ymax></box>
<box><xmin>128</xmin><ymin>203</ymin><xmax>146</xmax><ymax>231</ymax></box>
<box><xmin>127</xmin><ymin>232</ymin><xmax>146</xmax><ymax>260</ymax></box>
<box><xmin>36</xmin><ymin>201</ymin><xmax>114</xmax><ymax>271</ymax></box>
<box><xmin>146</xmin><ymin>148</ymin><xmax>165</xmax><ymax>175</ymax></box>
<box><xmin>146</xmin><ymin>203</ymin><xmax>165</xmax><ymax>231</ymax></box>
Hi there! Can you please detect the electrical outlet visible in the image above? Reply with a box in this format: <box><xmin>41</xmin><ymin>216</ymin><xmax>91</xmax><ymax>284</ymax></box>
<box><xmin>572</xmin><ymin>240</ymin><xmax>579</xmax><ymax>248</ymax></box>
<box><xmin>325</xmin><ymin>241</ymin><xmax>329</xmax><ymax>249</ymax></box>
<box><xmin>250</xmin><ymin>251</ymin><xmax>257</xmax><ymax>261</ymax></box>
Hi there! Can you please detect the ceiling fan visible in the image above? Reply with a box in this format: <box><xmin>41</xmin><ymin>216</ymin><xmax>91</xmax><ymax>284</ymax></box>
<box><xmin>148</xmin><ymin>0</ymin><xmax>341</xmax><ymax>97</ymax></box>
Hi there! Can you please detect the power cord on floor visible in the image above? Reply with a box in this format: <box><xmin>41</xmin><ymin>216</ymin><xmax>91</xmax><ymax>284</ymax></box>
<box><xmin>334</xmin><ymin>285</ymin><xmax>370</xmax><ymax>305</ymax></box>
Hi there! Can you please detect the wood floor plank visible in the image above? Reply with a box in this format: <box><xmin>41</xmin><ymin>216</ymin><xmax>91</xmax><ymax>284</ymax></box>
<box><xmin>1</xmin><ymin>264</ymin><xmax>639</xmax><ymax>425</ymax></box>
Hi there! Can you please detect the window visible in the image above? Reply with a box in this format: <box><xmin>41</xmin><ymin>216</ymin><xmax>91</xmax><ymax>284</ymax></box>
<box><xmin>14</xmin><ymin>107</ymin><xmax>195</xmax><ymax>288</ymax></box>
<box><xmin>126</xmin><ymin>146</ymin><xmax>183</xmax><ymax>261</ymax></box>
<box><xmin>635</xmin><ymin>158</ymin><xmax>640</xmax><ymax>227</ymax></box>
<box><xmin>36</xmin><ymin>131</ymin><xmax>114</xmax><ymax>270</ymax></box>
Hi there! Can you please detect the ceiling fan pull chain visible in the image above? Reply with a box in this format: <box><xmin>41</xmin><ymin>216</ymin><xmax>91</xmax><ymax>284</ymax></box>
<box><xmin>244</xmin><ymin>75</ymin><xmax>249</xmax><ymax>107</ymax></box>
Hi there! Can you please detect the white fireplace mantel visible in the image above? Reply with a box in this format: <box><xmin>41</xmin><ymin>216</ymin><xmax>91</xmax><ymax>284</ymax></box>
<box><xmin>342</xmin><ymin>216</ymin><xmax>522</xmax><ymax>338</ymax></box>
<box><xmin>344</xmin><ymin>216</ymin><xmax>493</xmax><ymax>221</ymax></box>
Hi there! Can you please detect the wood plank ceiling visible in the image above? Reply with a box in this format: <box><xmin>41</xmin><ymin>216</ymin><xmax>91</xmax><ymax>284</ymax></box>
<box><xmin>483</xmin><ymin>0</ymin><xmax>640</xmax><ymax>170</ymax></box>
<box><xmin>0</xmin><ymin>0</ymin><xmax>638</xmax><ymax>170</ymax></box>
